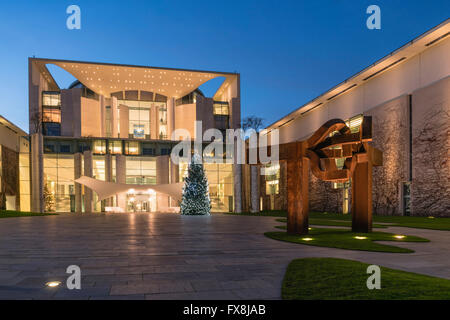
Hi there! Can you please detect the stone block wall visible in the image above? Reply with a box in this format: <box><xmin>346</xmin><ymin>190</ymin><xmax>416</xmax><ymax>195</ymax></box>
<box><xmin>309</xmin><ymin>175</ymin><xmax>345</xmax><ymax>213</ymax></box>
<box><xmin>411</xmin><ymin>76</ymin><xmax>450</xmax><ymax>216</ymax></box>
<box><xmin>365</xmin><ymin>95</ymin><xmax>409</xmax><ymax>215</ymax></box>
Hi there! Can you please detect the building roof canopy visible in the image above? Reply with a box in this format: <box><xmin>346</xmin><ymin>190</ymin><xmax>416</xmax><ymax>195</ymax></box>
<box><xmin>32</xmin><ymin>58</ymin><xmax>238</xmax><ymax>99</ymax></box>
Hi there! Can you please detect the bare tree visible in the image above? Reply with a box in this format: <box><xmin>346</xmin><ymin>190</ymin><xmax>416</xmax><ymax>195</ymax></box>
<box><xmin>29</xmin><ymin>111</ymin><xmax>42</xmax><ymax>134</ymax></box>
<box><xmin>242</xmin><ymin>116</ymin><xmax>265</xmax><ymax>132</ymax></box>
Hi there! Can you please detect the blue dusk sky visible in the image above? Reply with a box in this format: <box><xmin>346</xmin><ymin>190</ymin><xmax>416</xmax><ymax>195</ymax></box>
<box><xmin>0</xmin><ymin>0</ymin><xmax>448</xmax><ymax>131</ymax></box>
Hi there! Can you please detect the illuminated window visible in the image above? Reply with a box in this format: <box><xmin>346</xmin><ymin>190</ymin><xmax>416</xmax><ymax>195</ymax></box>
<box><xmin>108</xmin><ymin>140</ymin><xmax>122</xmax><ymax>154</ymax></box>
<box><xmin>262</xmin><ymin>163</ymin><xmax>280</xmax><ymax>195</ymax></box>
<box><xmin>126</xmin><ymin>157</ymin><xmax>156</xmax><ymax>184</ymax></box>
<box><xmin>42</xmin><ymin>92</ymin><xmax>61</xmax><ymax>107</ymax></box>
<box><xmin>43</xmin><ymin>154</ymin><xmax>74</xmax><ymax>212</ymax></box>
<box><xmin>179</xmin><ymin>162</ymin><xmax>234</xmax><ymax>212</ymax></box>
<box><xmin>159</xmin><ymin>105</ymin><xmax>168</xmax><ymax>139</ymax></box>
<box><xmin>93</xmin><ymin>140</ymin><xmax>106</xmax><ymax>154</ymax></box>
<box><xmin>124</xmin><ymin>141</ymin><xmax>140</xmax><ymax>155</ymax></box>
<box><xmin>345</xmin><ymin>115</ymin><xmax>363</xmax><ymax>133</ymax></box>
<box><xmin>213</xmin><ymin>101</ymin><xmax>229</xmax><ymax>115</ymax></box>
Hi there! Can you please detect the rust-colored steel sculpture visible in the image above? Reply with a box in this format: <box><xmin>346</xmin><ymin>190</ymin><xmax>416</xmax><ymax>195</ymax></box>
<box><xmin>276</xmin><ymin>116</ymin><xmax>382</xmax><ymax>234</ymax></box>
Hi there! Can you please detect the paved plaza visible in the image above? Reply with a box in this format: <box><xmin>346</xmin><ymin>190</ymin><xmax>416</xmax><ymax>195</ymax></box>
<box><xmin>0</xmin><ymin>213</ymin><xmax>449</xmax><ymax>299</ymax></box>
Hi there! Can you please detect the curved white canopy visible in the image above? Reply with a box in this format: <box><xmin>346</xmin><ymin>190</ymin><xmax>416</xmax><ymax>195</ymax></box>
<box><xmin>32</xmin><ymin>58</ymin><xmax>237</xmax><ymax>99</ymax></box>
<box><xmin>75</xmin><ymin>176</ymin><xmax>184</xmax><ymax>201</ymax></box>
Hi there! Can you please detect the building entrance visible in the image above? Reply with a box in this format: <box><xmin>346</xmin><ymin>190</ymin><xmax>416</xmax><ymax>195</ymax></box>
<box><xmin>126</xmin><ymin>189</ymin><xmax>156</xmax><ymax>212</ymax></box>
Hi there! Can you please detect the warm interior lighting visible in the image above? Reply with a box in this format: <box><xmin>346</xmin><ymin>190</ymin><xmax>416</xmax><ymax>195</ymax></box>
<box><xmin>301</xmin><ymin>237</ymin><xmax>313</xmax><ymax>241</ymax></box>
<box><xmin>45</xmin><ymin>281</ymin><xmax>61</xmax><ymax>288</ymax></box>
<box><xmin>394</xmin><ymin>235</ymin><xmax>405</xmax><ymax>239</ymax></box>
<box><xmin>354</xmin><ymin>236</ymin><xmax>367</xmax><ymax>240</ymax></box>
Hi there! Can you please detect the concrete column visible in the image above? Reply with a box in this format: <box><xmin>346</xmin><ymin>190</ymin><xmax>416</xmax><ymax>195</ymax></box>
<box><xmin>167</xmin><ymin>98</ymin><xmax>175</xmax><ymax>139</ymax></box>
<box><xmin>150</xmin><ymin>105</ymin><xmax>158</xmax><ymax>139</ymax></box>
<box><xmin>105</xmin><ymin>154</ymin><xmax>113</xmax><ymax>207</ymax></box>
<box><xmin>156</xmin><ymin>155</ymin><xmax>170</xmax><ymax>210</ymax></box>
<box><xmin>30</xmin><ymin>133</ymin><xmax>44</xmax><ymax>212</ymax></box>
<box><xmin>83</xmin><ymin>150</ymin><xmax>93</xmax><ymax>213</ymax></box>
<box><xmin>100</xmin><ymin>95</ymin><xmax>106</xmax><ymax>137</ymax></box>
<box><xmin>233</xmin><ymin>163</ymin><xmax>242</xmax><ymax>213</ymax></box>
<box><xmin>169</xmin><ymin>158</ymin><xmax>179</xmax><ymax>207</ymax></box>
<box><xmin>111</xmin><ymin>97</ymin><xmax>118</xmax><ymax>138</ymax></box>
<box><xmin>250</xmin><ymin>165</ymin><xmax>260</xmax><ymax>213</ymax></box>
<box><xmin>119</xmin><ymin>104</ymin><xmax>129</xmax><ymax>138</ymax></box>
<box><xmin>116</xmin><ymin>154</ymin><xmax>127</xmax><ymax>210</ymax></box>
<box><xmin>74</xmin><ymin>153</ymin><xmax>82</xmax><ymax>213</ymax></box>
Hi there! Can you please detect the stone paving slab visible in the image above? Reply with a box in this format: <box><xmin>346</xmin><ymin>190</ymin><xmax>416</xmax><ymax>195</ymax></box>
<box><xmin>0</xmin><ymin>212</ymin><xmax>449</xmax><ymax>299</ymax></box>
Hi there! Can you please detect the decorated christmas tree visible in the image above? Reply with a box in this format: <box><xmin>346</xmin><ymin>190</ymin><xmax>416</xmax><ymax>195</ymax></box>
<box><xmin>180</xmin><ymin>153</ymin><xmax>211</xmax><ymax>215</ymax></box>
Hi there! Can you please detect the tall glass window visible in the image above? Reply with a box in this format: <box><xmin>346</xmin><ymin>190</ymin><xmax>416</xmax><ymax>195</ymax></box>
<box><xmin>262</xmin><ymin>163</ymin><xmax>280</xmax><ymax>195</ymax></box>
<box><xmin>42</xmin><ymin>91</ymin><xmax>61</xmax><ymax>136</ymax></box>
<box><xmin>118</xmin><ymin>100</ymin><xmax>152</xmax><ymax>139</ymax></box>
<box><xmin>158</xmin><ymin>104</ymin><xmax>168</xmax><ymax>139</ymax></box>
<box><xmin>126</xmin><ymin>157</ymin><xmax>156</xmax><ymax>185</ymax></box>
<box><xmin>179</xmin><ymin>162</ymin><xmax>234</xmax><ymax>212</ymax></box>
<box><xmin>43</xmin><ymin>154</ymin><xmax>74</xmax><ymax>212</ymax></box>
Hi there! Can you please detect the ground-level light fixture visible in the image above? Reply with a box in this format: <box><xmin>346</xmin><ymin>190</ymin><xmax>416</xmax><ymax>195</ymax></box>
<box><xmin>301</xmin><ymin>237</ymin><xmax>313</xmax><ymax>241</ymax></box>
<box><xmin>394</xmin><ymin>235</ymin><xmax>405</xmax><ymax>239</ymax></box>
<box><xmin>45</xmin><ymin>281</ymin><xmax>61</xmax><ymax>288</ymax></box>
<box><xmin>354</xmin><ymin>236</ymin><xmax>367</xmax><ymax>240</ymax></box>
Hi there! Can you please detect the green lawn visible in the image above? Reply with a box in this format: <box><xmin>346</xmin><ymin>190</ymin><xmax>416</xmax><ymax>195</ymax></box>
<box><xmin>282</xmin><ymin>258</ymin><xmax>450</xmax><ymax>300</ymax></box>
<box><xmin>0</xmin><ymin>210</ymin><xmax>57</xmax><ymax>218</ymax></box>
<box><xmin>225</xmin><ymin>210</ymin><xmax>287</xmax><ymax>217</ymax></box>
<box><xmin>227</xmin><ymin>210</ymin><xmax>450</xmax><ymax>231</ymax></box>
<box><xmin>275</xmin><ymin>218</ymin><xmax>388</xmax><ymax>228</ymax></box>
<box><xmin>265</xmin><ymin>227</ymin><xmax>429</xmax><ymax>253</ymax></box>
<box><xmin>310</xmin><ymin>211</ymin><xmax>450</xmax><ymax>231</ymax></box>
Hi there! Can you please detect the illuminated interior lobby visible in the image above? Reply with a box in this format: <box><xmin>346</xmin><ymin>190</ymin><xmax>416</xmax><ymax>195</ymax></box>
<box><xmin>27</xmin><ymin>58</ymin><xmax>241</xmax><ymax>213</ymax></box>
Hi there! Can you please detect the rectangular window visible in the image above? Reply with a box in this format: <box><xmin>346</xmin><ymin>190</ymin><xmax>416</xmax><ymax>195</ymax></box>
<box><xmin>262</xmin><ymin>163</ymin><xmax>280</xmax><ymax>195</ymax></box>
<box><xmin>42</xmin><ymin>92</ymin><xmax>61</xmax><ymax>107</ymax></box>
<box><xmin>213</xmin><ymin>101</ymin><xmax>229</xmax><ymax>115</ymax></box>
<box><xmin>93</xmin><ymin>140</ymin><xmax>106</xmax><ymax>154</ymax></box>
<box><xmin>125</xmin><ymin>157</ymin><xmax>156</xmax><ymax>185</ymax></box>
<box><xmin>179</xmin><ymin>162</ymin><xmax>234</xmax><ymax>212</ymax></box>
<box><xmin>124</xmin><ymin>141</ymin><xmax>140</xmax><ymax>155</ymax></box>
<box><xmin>142</xmin><ymin>147</ymin><xmax>155</xmax><ymax>156</ymax></box>
<box><xmin>59</xmin><ymin>144</ymin><xmax>71</xmax><ymax>153</ymax></box>
<box><xmin>108</xmin><ymin>140</ymin><xmax>122</xmax><ymax>154</ymax></box>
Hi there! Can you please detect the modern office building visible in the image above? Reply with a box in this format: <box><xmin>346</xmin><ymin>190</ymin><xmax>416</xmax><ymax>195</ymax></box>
<box><xmin>246</xmin><ymin>19</ymin><xmax>450</xmax><ymax>216</ymax></box>
<box><xmin>5</xmin><ymin>20</ymin><xmax>449</xmax><ymax>216</ymax></box>
<box><xmin>27</xmin><ymin>58</ymin><xmax>240</xmax><ymax>213</ymax></box>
